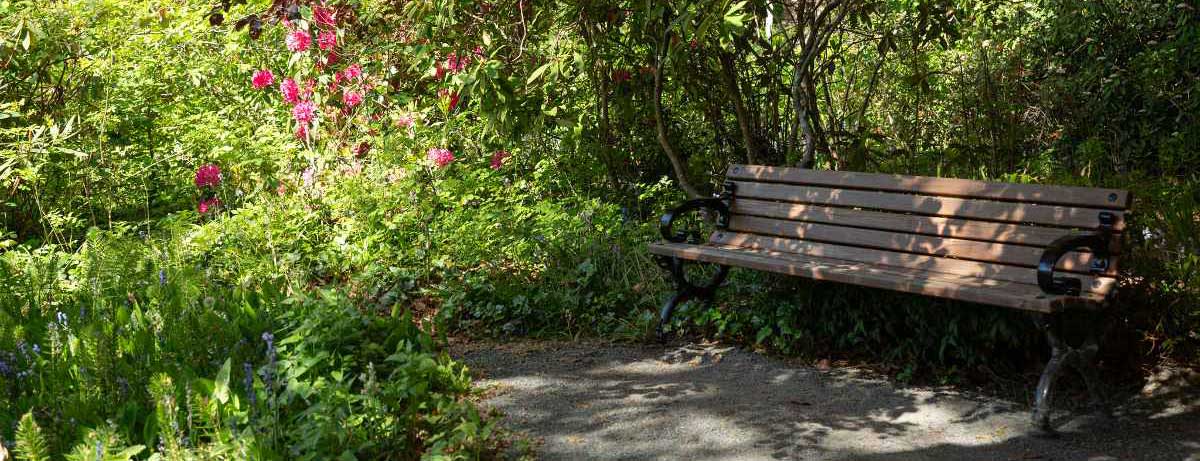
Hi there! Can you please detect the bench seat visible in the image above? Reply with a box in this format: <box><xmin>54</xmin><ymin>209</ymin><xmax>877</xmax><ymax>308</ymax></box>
<box><xmin>649</xmin><ymin>240</ymin><xmax>1110</xmax><ymax>313</ymax></box>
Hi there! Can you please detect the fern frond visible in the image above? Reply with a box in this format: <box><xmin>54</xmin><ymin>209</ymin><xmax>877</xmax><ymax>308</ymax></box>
<box><xmin>14</xmin><ymin>412</ymin><xmax>50</xmax><ymax>461</ymax></box>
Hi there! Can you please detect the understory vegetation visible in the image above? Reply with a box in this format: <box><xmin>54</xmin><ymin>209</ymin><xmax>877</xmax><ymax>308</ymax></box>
<box><xmin>1</xmin><ymin>0</ymin><xmax>1197</xmax><ymax>458</ymax></box>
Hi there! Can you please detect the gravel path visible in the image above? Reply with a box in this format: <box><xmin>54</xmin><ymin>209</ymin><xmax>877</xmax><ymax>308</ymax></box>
<box><xmin>453</xmin><ymin>339</ymin><xmax>1200</xmax><ymax>461</ymax></box>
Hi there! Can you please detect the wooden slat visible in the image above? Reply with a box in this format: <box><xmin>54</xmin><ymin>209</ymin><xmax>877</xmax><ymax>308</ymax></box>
<box><xmin>648</xmin><ymin>242</ymin><xmax>1106</xmax><ymax>312</ymax></box>
<box><xmin>731</xmin><ymin>181</ymin><xmax>1127</xmax><ymax>231</ymax></box>
<box><xmin>728</xmin><ymin>215</ymin><xmax>1114</xmax><ymax>275</ymax></box>
<box><xmin>732</xmin><ymin>199</ymin><xmax>1087</xmax><ymax>248</ymax></box>
<box><xmin>727</xmin><ymin>164</ymin><xmax>1131</xmax><ymax>210</ymax></box>
<box><xmin>707</xmin><ymin>232</ymin><xmax>1116</xmax><ymax>295</ymax></box>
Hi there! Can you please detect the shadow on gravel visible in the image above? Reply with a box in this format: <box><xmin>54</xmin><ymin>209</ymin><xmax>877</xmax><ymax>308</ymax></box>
<box><xmin>456</xmin><ymin>340</ymin><xmax>1200</xmax><ymax>461</ymax></box>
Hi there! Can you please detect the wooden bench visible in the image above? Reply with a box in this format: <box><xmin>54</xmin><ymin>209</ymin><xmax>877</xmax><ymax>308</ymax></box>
<box><xmin>648</xmin><ymin>164</ymin><xmax>1131</xmax><ymax>433</ymax></box>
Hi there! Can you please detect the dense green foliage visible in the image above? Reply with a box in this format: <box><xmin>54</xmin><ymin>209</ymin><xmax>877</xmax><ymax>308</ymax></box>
<box><xmin>1</xmin><ymin>0</ymin><xmax>1197</xmax><ymax>458</ymax></box>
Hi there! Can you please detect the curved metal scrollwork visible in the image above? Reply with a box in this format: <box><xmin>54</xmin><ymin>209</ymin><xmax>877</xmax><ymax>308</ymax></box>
<box><xmin>654</xmin><ymin>182</ymin><xmax>737</xmax><ymax>340</ymax></box>
<box><xmin>659</xmin><ymin>198</ymin><xmax>731</xmax><ymax>243</ymax></box>
<box><xmin>1037</xmin><ymin>212</ymin><xmax>1115</xmax><ymax>296</ymax></box>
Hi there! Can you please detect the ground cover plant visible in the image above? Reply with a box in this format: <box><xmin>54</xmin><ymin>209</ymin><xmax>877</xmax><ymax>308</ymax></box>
<box><xmin>1</xmin><ymin>0</ymin><xmax>1197</xmax><ymax>458</ymax></box>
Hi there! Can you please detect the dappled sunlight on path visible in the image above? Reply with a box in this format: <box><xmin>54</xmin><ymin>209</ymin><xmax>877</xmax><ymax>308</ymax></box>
<box><xmin>454</xmin><ymin>339</ymin><xmax>1200</xmax><ymax>461</ymax></box>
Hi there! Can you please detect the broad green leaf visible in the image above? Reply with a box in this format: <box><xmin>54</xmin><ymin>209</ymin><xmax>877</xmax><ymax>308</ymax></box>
<box><xmin>527</xmin><ymin>62</ymin><xmax>553</xmax><ymax>84</ymax></box>
<box><xmin>213</xmin><ymin>358</ymin><xmax>231</xmax><ymax>404</ymax></box>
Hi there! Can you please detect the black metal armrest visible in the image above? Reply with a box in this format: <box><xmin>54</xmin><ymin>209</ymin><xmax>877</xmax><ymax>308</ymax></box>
<box><xmin>1037</xmin><ymin>233</ymin><xmax>1111</xmax><ymax>296</ymax></box>
<box><xmin>659</xmin><ymin>198</ymin><xmax>731</xmax><ymax>243</ymax></box>
<box><xmin>659</xmin><ymin>182</ymin><xmax>736</xmax><ymax>243</ymax></box>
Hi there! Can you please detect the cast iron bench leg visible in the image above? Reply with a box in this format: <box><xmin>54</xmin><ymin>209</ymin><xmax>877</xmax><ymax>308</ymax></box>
<box><xmin>1032</xmin><ymin>313</ymin><xmax>1108</xmax><ymax>435</ymax></box>
<box><xmin>654</xmin><ymin>256</ymin><xmax>728</xmax><ymax>342</ymax></box>
<box><xmin>656</xmin><ymin>290</ymin><xmax>693</xmax><ymax>340</ymax></box>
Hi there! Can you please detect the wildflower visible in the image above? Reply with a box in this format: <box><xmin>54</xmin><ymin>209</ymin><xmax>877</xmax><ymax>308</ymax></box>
<box><xmin>197</xmin><ymin>197</ymin><xmax>221</xmax><ymax>214</ymax></box>
<box><xmin>292</xmin><ymin>100</ymin><xmax>316</xmax><ymax>123</ymax></box>
<box><xmin>159</xmin><ymin>269</ymin><xmax>167</xmax><ymax>286</ymax></box>
<box><xmin>56</xmin><ymin>311</ymin><xmax>67</xmax><ymax>326</ymax></box>
<box><xmin>324</xmin><ymin>50</ymin><xmax>339</xmax><ymax>67</ymax></box>
<box><xmin>285</xmin><ymin>29</ymin><xmax>311</xmax><ymax>52</ymax></box>
<box><xmin>342</xmin><ymin>89</ymin><xmax>363</xmax><ymax>108</ymax></box>
<box><xmin>491</xmin><ymin>150</ymin><xmax>510</xmax><ymax>170</ymax></box>
<box><xmin>318</xmin><ymin>30</ymin><xmax>337</xmax><ymax>50</ymax></box>
<box><xmin>295</xmin><ymin>123</ymin><xmax>308</xmax><ymax>140</ymax></box>
<box><xmin>396</xmin><ymin>114</ymin><xmax>414</xmax><ymax>128</ymax></box>
<box><xmin>251</xmin><ymin>69</ymin><xmax>274</xmax><ymax>89</ymax></box>
<box><xmin>194</xmin><ymin>164</ymin><xmax>222</xmax><ymax>188</ymax></box>
<box><xmin>279</xmin><ymin>78</ymin><xmax>301</xmax><ymax>104</ymax></box>
<box><xmin>31</xmin><ymin>344</ymin><xmax>39</xmax><ymax>354</ymax></box>
<box><xmin>427</xmin><ymin>147</ymin><xmax>455</xmax><ymax>168</ymax></box>
<box><xmin>313</xmin><ymin>4</ymin><xmax>337</xmax><ymax>28</ymax></box>
<box><xmin>261</xmin><ymin>332</ymin><xmax>277</xmax><ymax>391</ymax></box>
<box><xmin>243</xmin><ymin>361</ymin><xmax>257</xmax><ymax>411</ymax></box>
<box><xmin>473</xmin><ymin>45</ymin><xmax>485</xmax><ymax>58</ymax></box>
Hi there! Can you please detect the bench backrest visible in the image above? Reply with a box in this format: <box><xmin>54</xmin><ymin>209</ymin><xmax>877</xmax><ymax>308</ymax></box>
<box><xmin>712</xmin><ymin>164</ymin><xmax>1131</xmax><ymax>295</ymax></box>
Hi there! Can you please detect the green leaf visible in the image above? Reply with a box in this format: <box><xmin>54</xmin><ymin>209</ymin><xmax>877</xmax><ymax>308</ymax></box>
<box><xmin>213</xmin><ymin>358</ymin><xmax>232</xmax><ymax>404</ymax></box>
<box><xmin>527</xmin><ymin>62</ymin><xmax>553</xmax><ymax>85</ymax></box>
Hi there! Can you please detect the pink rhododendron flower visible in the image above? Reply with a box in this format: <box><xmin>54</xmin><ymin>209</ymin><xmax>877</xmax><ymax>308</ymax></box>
<box><xmin>342</xmin><ymin>63</ymin><xmax>363</xmax><ymax>81</ymax></box>
<box><xmin>313</xmin><ymin>4</ymin><xmax>337</xmax><ymax>28</ymax></box>
<box><xmin>325</xmin><ymin>50</ymin><xmax>339</xmax><ymax>66</ymax></box>
<box><xmin>198</xmin><ymin>197</ymin><xmax>221</xmax><ymax>214</ymax></box>
<box><xmin>292</xmin><ymin>100</ymin><xmax>316</xmax><ymax>123</ymax></box>
<box><xmin>318</xmin><ymin>30</ymin><xmax>337</xmax><ymax>50</ymax></box>
<box><xmin>342</xmin><ymin>89</ymin><xmax>363</xmax><ymax>108</ymax></box>
<box><xmin>490</xmin><ymin>150</ymin><xmax>510</xmax><ymax>170</ymax></box>
<box><xmin>251</xmin><ymin>69</ymin><xmax>274</xmax><ymax>89</ymax></box>
<box><xmin>426</xmin><ymin>147</ymin><xmax>454</xmax><ymax>168</ymax></box>
<box><xmin>195</xmin><ymin>164</ymin><xmax>222</xmax><ymax>188</ymax></box>
<box><xmin>473</xmin><ymin>46</ymin><xmax>485</xmax><ymax>58</ymax></box>
<box><xmin>279</xmin><ymin>78</ymin><xmax>301</xmax><ymax>104</ymax></box>
<box><xmin>286</xmin><ymin>30</ymin><xmax>311</xmax><ymax>52</ymax></box>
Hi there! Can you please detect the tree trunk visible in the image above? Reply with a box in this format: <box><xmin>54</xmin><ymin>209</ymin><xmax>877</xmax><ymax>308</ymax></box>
<box><xmin>654</xmin><ymin>20</ymin><xmax>702</xmax><ymax>199</ymax></box>
<box><xmin>718</xmin><ymin>51</ymin><xmax>760</xmax><ymax>165</ymax></box>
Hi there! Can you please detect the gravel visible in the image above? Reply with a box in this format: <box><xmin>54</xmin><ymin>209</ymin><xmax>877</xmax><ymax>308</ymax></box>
<box><xmin>453</xmin><ymin>339</ymin><xmax>1200</xmax><ymax>461</ymax></box>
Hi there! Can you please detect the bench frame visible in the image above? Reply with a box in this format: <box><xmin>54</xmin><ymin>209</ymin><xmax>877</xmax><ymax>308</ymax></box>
<box><xmin>653</xmin><ymin>178</ymin><xmax>1121</xmax><ymax>435</ymax></box>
